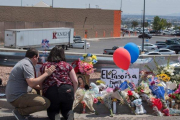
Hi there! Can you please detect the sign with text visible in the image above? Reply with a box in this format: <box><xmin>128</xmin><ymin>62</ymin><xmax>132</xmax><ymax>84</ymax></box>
<box><xmin>101</xmin><ymin>68</ymin><xmax>139</xmax><ymax>88</ymax></box>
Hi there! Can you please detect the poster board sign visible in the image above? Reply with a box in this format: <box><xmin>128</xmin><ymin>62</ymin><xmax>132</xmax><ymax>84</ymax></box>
<box><xmin>41</xmin><ymin>39</ymin><xmax>50</xmax><ymax>49</ymax></box>
<box><xmin>101</xmin><ymin>68</ymin><xmax>139</xmax><ymax>88</ymax></box>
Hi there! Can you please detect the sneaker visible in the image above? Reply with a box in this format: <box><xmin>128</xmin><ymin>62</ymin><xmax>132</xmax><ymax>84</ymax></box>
<box><xmin>12</xmin><ymin>109</ymin><xmax>26</xmax><ymax>120</ymax></box>
<box><xmin>55</xmin><ymin>114</ymin><xmax>61</xmax><ymax>120</ymax></box>
<box><xmin>67</xmin><ymin>110</ymin><xmax>74</xmax><ymax>120</ymax></box>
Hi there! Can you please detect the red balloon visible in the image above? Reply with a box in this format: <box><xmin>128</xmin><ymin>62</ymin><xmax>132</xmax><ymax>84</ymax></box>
<box><xmin>113</xmin><ymin>48</ymin><xmax>131</xmax><ymax>70</ymax></box>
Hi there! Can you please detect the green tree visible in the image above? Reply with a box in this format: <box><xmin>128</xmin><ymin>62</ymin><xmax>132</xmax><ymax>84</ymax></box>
<box><xmin>159</xmin><ymin>18</ymin><xmax>167</xmax><ymax>30</ymax></box>
<box><xmin>166</xmin><ymin>22</ymin><xmax>172</xmax><ymax>29</ymax></box>
<box><xmin>153</xmin><ymin>16</ymin><xmax>168</xmax><ymax>30</ymax></box>
<box><xmin>153</xmin><ymin>16</ymin><xmax>161</xmax><ymax>30</ymax></box>
<box><xmin>131</xmin><ymin>21</ymin><xmax>138</xmax><ymax>28</ymax></box>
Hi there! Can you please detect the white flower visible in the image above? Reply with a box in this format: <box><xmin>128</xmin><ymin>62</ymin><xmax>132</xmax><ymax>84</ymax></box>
<box><xmin>171</xmin><ymin>73</ymin><xmax>174</xmax><ymax>76</ymax></box>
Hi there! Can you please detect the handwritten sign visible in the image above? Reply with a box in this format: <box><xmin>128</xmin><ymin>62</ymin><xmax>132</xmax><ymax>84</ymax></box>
<box><xmin>101</xmin><ymin>68</ymin><xmax>139</xmax><ymax>88</ymax></box>
<box><xmin>41</xmin><ymin>39</ymin><xmax>50</xmax><ymax>48</ymax></box>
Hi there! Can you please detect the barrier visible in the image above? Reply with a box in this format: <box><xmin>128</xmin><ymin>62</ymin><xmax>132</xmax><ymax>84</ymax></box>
<box><xmin>0</xmin><ymin>48</ymin><xmax>179</xmax><ymax>72</ymax></box>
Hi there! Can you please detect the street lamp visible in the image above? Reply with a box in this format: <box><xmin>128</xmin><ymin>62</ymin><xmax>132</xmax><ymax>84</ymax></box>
<box><xmin>142</xmin><ymin>0</ymin><xmax>145</xmax><ymax>53</ymax></box>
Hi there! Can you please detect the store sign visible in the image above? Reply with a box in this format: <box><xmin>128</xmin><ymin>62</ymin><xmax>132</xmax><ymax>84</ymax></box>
<box><xmin>52</xmin><ymin>31</ymin><xmax>69</xmax><ymax>39</ymax></box>
<box><xmin>101</xmin><ymin>68</ymin><xmax>139</xmax><ymax>88</ymax></box>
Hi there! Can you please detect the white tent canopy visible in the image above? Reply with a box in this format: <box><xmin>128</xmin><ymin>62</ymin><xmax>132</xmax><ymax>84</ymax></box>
<box><xmin>34</xmin><ymin>1</ymin><xmax>50</xmax><ymax>7</ymax></box>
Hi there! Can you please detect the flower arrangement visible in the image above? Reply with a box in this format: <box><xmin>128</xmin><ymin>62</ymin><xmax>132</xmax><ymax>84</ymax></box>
<box><xmin>145</xmin><ymin>57</ymin><xmax>180</xmax><ymax>84</ymax></box>
<box><xmin>80</xmin><ymin>53</ymin><xmax>98</xmax><ymax>65</ymax></box>
<box><xmin>72</xmin><ymin>53</ymin><xmax>98</xmax><ymax>75</ymax></box>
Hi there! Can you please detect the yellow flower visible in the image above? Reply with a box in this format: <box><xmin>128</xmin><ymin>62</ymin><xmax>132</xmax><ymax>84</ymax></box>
<box><xmin>83</xmin><ymin>54</ymin><xmax>87</xmax><ymax>57</ymax></box>
<box><xmin>92</xmin><ymin>55</ymin><xmax>97</xmax><ymax>60</ymax></box>
<box><xmin>112</xmin><ymin>98</ymin><xmax>117</xmax><ymax>102</ymax></box>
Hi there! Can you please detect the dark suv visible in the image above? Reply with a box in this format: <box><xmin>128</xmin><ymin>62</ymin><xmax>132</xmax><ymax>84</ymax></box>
<box><xmin>138</xmin><ymin>33</ymin><xmax>152</xmax><ymax>39</ymax></box>
<box><xmin>166</xmin><ymin>45</ymin><xmax>180</xmax><ymax>54</ymax></box>
<box><xmin>165</xmin><ymin>39</ymin><xmax>180</xmax><ymax>45</ymax></box>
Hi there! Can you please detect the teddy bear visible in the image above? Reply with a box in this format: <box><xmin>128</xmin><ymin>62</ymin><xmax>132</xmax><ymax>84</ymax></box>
<box><xmin>132</xmin><ymin>99</ymin><xmax>146</xmax><ymax>115</ymax></box>
<box><xmin>90</xmin><ymin>82</ymin><xmax>99</xmax><ymax>94</ymax></box>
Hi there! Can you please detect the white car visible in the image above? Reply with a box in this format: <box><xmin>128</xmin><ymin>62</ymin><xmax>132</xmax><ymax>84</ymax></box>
<box><xmin>140</xmin><ymin>43</ymin><xmax>158</xmax><ymax>51</ymax></box>
<box><xmin>71</xmin><ymin>40</ymin><xmax>90</xmax><ymax>49</ymax></box>
<box><xmin>156</xmin><ymin>49</ymin><xmax>175</xmax><ymax>55</ymax></box>
<box><xmin>145</xmin><ymin>52</ymin><xmax>162</xmax><ymax>55</ymax></box>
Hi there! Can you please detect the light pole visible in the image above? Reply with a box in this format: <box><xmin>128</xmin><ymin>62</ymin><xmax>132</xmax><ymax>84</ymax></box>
<box><xmin>142</xmin><ymin>0</ymin><xmax>145</xmax><ymax>53</ymax></box>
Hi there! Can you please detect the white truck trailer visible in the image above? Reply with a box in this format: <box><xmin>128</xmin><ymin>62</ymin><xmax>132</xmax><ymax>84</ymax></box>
<box><xmin>4</xmin><ymin>27</ymin><xmax>74</xmax><ymax>50</ymax></box>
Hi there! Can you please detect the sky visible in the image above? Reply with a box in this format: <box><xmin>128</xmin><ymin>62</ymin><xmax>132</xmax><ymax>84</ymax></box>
<box><xmin>0</xmin><ymin>0</ymin><xmax>180</xmax><ymax>16</ymax></box>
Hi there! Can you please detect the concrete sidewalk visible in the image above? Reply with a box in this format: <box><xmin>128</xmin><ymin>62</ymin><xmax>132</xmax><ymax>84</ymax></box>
<box><xmin>1</xmin><ymin>98</ymin><xmax>180</xmax><ymax>120</ymax></box>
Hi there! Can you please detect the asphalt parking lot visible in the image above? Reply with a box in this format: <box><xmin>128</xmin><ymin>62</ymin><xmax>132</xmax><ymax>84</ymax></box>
<box><xmin>65</xmin><ymin>36</ymin><xmax>178</xmax><ymax>54</ymax></box>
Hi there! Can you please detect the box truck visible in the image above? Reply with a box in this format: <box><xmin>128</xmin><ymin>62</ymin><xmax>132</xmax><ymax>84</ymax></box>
<box><xmin>4</xmin><ymin>27</ymin><xmax>74</xmax><ymax>50</ymax></box>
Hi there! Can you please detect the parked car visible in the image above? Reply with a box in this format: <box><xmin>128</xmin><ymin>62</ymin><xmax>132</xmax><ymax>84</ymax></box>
<box><xmin>166</xmin><ymin>44</ymin><xmax>180</xmax><ymax>54</ymax></box>
<box><xmin>138</xmin><ymin>33</ymin><xmax>152</xmax><ymax>39</ymax></box>
<box><xmin>165</xmin><ymin>39</ymin><xmax>180</xmax><ymax>45</ymax></box>
<box><xmin>103</xmin><ymin>46</ymin><xmax>148</xmax><ymax>55</ymax></box>
<box><xmin>156</xmin><ymin>41</ymin><xmax>166</xmax><ymax>44</ymax></box>
<box><xmin>71</xmin><ymin>40</ymin><xmax>90</xmax><ymax>49</ymax></box>
<box><xmin>156</xmin><ymin>49</ymin><xmax>175</xmax><ymax>55</ymax></box>
<box><xmin>140</xmin><ymin>43</ymin><xmax>158</xmax><ymax>51</ymax></box>
<box><xmin>144</xmin><ymin>52</ymin><xmax>162</xmax><ymax>55</ymax></box>
<box><xmin>73</xmin><ymin>36</ymin><xmax>82</xmax><ymax>41</ymax></box>
<box><xmin>103</xmin><ymin>46</ymin><xmax>119</xmax><ymax>55</ymax></box>
<box><xmin>155</xmin><ymin>43</ymin><xmax>166</xmax><ymax>49</ymax></box>
<box><xmin>162</xmin><ymin>30</ymin><xmax>172</xmax><ymax>35</ymax></box>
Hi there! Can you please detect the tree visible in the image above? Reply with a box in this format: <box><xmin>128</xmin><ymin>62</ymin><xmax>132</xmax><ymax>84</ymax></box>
<box><xmin>131</xmin><ymin>21</ymin><xmax>138</xmax><ymax>28</ymax></box>
<box><xmin>153</xmin><ymin>16</ymin><xmax>168</xmax><ymax>31</ymax></box>
<box><xmin>166</xmin><ymin>22</ymin><xmax>172</xmax><ymax>29</ymax></box>
<box><xmin>153</xmin><ymin>16</ymin><xmax>161</xmax><ymax>31</ymax></box>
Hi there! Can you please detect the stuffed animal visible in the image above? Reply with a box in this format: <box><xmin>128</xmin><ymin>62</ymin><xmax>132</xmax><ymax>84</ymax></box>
<box><xmin>133</xmin><ymin>99</ymin><xmax>146</xmax><ymax>115</ymax></box>
<box><xmin>102</xmin><ymin>94</ymin><xmax>113</xmax><ymax>117</ymax></box>
<box><xmin>90</xmin><ymin>82</ymin><xmax>99</xmax><ymax>94</ymax></box>
<box><xmin>153</xmin><ymin>106</ymin><xmax>163</xmax><ymax>116</ymax></box>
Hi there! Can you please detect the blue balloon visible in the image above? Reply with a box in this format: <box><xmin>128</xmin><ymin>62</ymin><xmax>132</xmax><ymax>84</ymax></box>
<box><xmin>124</xmin><ymin>42</ymin><xmax>139</xmax><ymax>63</ymax></box>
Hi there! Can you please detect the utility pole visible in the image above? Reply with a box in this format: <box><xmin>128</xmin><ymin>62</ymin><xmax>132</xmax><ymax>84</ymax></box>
<box><xmin>21</xmin><ymin>0</ymin><xmax>22</xmax><ymax>7</ymax></box>
<box><xmin>120</xmin><ymin>0</ymin><xmax>122</xmax><ymax>10</ymax></box>
<box><xmin>52</xmin><ymin>0</ymin><xmax>53</xmax><ymax>8</ymax></box>
<box><xmin>142</xmin><ymin>0</ymin><xmax>145</xmax><ymax>53</ymax></box>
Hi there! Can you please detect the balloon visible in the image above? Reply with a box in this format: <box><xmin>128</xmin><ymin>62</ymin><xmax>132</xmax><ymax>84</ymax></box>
<box><xmin>124</xmin><ymin>42</ymin><xmax>139</xmax><ymax>63</ymax></box>
<box><xmin>113</xmin><ymin>48</ymin><xmax>131</xmax><ymax>70</ymax></box>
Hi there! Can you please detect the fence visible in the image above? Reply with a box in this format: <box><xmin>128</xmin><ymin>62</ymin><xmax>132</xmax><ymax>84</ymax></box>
<box><xmin>0</xmin><ymin>48</ymin><xmax>180</xmax><ymax>85</ymax></box>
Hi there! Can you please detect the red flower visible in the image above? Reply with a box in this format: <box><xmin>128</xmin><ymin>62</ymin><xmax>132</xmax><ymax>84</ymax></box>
<box><xmin>172</xmin><ymin>95</ymin><xmax>176</xmax><ymax>99</ymax></box>
<box><xmin>128</xmin><ymin>90</ymin><xmax>133</xmax><ymax>96</ymax></box>
<box><xmin>140</xmin><ymin>89</ymin><xmax>144</xmax><ymax>93</ymax></box>
<box><xmin>168</xmin><ymin>94</ymin><xmax>172</xmax><ymax>97</ymax></box>
<box><xmin>93</xmin><ymin>98</ymin><xmax>98</xmax><ymax>103</ymax></box>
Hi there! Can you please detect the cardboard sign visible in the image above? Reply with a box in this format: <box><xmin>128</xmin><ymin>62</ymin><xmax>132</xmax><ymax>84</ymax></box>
<box><xmin>101</xmin><ymin>68</ymin><xmax>139</xmax><ymax>88</ymax></box>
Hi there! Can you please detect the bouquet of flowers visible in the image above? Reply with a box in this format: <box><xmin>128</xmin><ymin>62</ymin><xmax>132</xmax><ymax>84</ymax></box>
<box><xmin>72</xmin><ymin>53</ymin><xmax>98</xmax><ymax>75</ymax></box>
<box><xmin>145</xmin><ymin>57</ymin><xmax>180</xmax><ymax>84</ymax></box>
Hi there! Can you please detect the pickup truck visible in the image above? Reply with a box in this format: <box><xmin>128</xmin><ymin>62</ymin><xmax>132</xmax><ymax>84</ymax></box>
<box><xmin>103</xmin><ymin>46</ymin><xmax>148</xmax><ymax>55</ymax></box>
<box><xmin>103</xmin><ymin>46</ymin><xmax>119</xmax><ymax>55</ymax></box>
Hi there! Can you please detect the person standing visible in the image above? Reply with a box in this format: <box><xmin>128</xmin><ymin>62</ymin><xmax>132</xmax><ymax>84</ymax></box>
<box><xmin>40</xmin><ymin>46</ymin><xmax>78</xmax><ymax>120</ymax></box>
<box><xmin>5</xmin><ymin>48</ymin><xmax>56</xmax><ymax>120</ymax></box>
